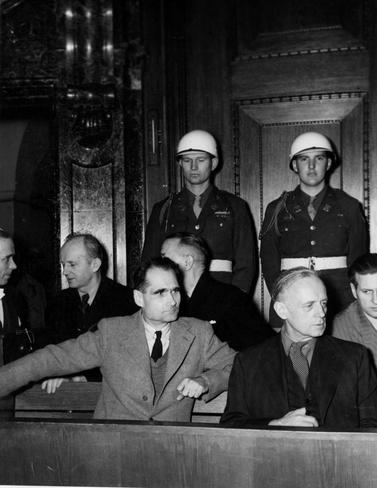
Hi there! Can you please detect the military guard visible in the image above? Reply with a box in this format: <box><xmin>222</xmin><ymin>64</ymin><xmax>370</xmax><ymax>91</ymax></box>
<box><xmin>142</xmin><ymin>130</ymin><xmax>256</xmax><ymax>293</ymax></box>
<box><xmin>260</xmin><ymin>131</ymin><xmax>367</xmax><ymax>327</ymax></box>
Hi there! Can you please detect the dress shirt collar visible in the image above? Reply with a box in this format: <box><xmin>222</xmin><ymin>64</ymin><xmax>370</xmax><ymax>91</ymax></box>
<box><xmin>142</xmin><ymin>316</ymin><xmax>171</xmax><ymax>355</ymax></box>
<box><xmin>281</xmin><ymin>325</ymin><xmax>317</xmax><ymax>365</ymax></box>
<box><xmin>0</xmin><ymin>288</ymin><xmax>5</xmax><ymax>300</ymax></box>
<box><xmin>183</xmin><ymin>184</ymin><xmax>213</xmax><ymax>208</ymax></box>
<box><xmin>298</xmin><ymin>185</ymin><xmax>327</xmax><ymax>212</ymax></box>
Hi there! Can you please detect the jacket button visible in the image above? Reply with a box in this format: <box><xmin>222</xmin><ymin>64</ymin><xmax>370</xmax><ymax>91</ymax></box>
<box><xmin>310</xmin><ymin>240</ymin><xmax>316</xmax><ymax>246</ymax></box>
<box><xmin>142</xmin><ymin>395</ymin><xmax>148</xmax><ymax>401</ymax></box>
<box><xmin>310</xmin><ymin>225</ymin><xmax>316</xmax><ymax>231</ymax></box>
<box><xmin>195</xmin><ymin>224</ymin><xmax>200</xmax><ymax>230</ymax></box>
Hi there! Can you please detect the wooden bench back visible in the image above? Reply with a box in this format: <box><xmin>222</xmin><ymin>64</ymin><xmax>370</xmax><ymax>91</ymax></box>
<box><xmin>13</xmin><ymin>382</ymin><xmax>227</xmax><ymax>423</ymax></box>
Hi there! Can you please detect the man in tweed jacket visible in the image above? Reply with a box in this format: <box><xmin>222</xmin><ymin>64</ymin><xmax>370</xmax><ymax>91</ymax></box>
<box><xmin>0</xmin><ymin>257</ymin><xmax>235</xmax><ymax>421</ymax></box>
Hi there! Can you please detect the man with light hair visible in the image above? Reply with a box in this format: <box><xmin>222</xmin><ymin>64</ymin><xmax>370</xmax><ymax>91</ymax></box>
<box><xmin>221</xmin><ymin>267</ymin><xmax>377</xmax><ymax>428</ymax></box>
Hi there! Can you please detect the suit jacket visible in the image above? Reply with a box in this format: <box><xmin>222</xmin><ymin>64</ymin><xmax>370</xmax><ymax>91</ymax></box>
<box><xmin>333</xmin><ymin>300</ymin><xmax>377</xmax><ymax>368</ymax></box>
<box><xmin>181</xmin><ymin>272</ymin><xmax>275</xmax><ymax>350</ymax></box>
<box><xmin>0</xmin><ymin>311</ymin><xmax>236</xmax><ymax>421</ymax></box>
<box><xmin>221</xmin><ymin>334</ymin><xmax>377</xmax><ymax>429</ymax></box>
<box><xmin>45</xmin><ymin>276</ymin><xmax>138</xmax><ymax>344</ymax></box>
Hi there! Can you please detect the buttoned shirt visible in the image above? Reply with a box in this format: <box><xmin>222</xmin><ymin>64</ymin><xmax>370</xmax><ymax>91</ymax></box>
<box><xmin>143</xmin><ymin>318</ymin><xmax>171</xmax><ymax>356</ymax></box>
<box><xmin>281</xmin><ymin>326</ymin><xmax>316</xmax><ymax>366</ymax></box>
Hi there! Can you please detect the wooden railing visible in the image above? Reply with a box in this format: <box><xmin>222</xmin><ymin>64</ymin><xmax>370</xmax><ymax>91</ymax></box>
<box><xmin>12</xmin><ymin>382</ymin><xmax>227</xmax><ymax>422</ymax></box>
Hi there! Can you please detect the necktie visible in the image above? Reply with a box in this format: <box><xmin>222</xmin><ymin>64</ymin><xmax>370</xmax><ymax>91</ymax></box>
<box><xmin>308</xmin><ymin>196</ymin><xmax>316</xmax><ymax>220</ymax></box>
<box><xmin>289</xmin><ymin>342</ymin><xmax>309</xmax><ymax>389</ymax></box>
<box><xmin>80</xmin><ymin>293</ymin><xmax>90</xmax><ymax>315</ymax></box>
<box><xmin>193</xmin><ymin>194</ymin><xmax>201</xmax><ymax>218</ymax></box>
<box><xmin>151</xmin><ymin>330</ymin><xmax>163</xmax><ymax>362</ymax></box>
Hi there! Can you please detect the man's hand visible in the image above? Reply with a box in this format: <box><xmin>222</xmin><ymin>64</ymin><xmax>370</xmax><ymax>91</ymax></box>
<box><xmin>41</xmin><ymin>376</ymin><xmax>87</xmax><ymax>394</ymax></box>
<box><xmin>268</xmin><ymin>407</ymin><xmax>319</xmax><ymax>428</ymax></box>
<box><xmin>176</xmin><ymin>377</ymin><xmax>209</xmax><ymax>401</ymax></box>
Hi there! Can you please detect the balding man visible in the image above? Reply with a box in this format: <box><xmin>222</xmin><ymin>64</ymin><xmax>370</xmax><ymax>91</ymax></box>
<box><xmin>161</xmin><ymin>232</ymin><xmax>273</xmax><ymax>350</ymax></box>
<box><xmin>221</xmin><ymin>267</ymin><xmax>377</xmax><ymax>428</ymax></box>
<box><xmin>43</xmin><ymin>233</ymin><xmax>138</xmax><ymax>385</ymax></box>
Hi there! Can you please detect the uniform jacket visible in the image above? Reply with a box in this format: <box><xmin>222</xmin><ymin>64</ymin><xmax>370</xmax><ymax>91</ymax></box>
<box><xmin>260</xmin><ymin>186</ymin><xmax>367</xmax><ymax>293</ymax></box>
<box><xmin>333</xmin><ymin>300</ymin><xmax>377</xmax><ymax>368</ymax></box>
<box><xmin>0</xmin><ymin>311</ymin><xmax>235</xmax><ymax>421</ymax></box>
<box><xmin>220</xmin><ymin>334</ymin><xmax>377</xmax><ymax>429</ymax></box>
<box><xmin>181</xmin><ymin>272</ymin><xmax>275</xmax><ymax>351</ymax></box>
<box><xmin>142</xmin><ymin>186</ymin><xmax>257</xmax><ymax>292</ymax></box>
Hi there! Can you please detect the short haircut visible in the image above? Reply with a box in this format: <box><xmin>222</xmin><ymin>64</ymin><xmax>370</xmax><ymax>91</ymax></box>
<box><xmin>134</xmin><ymin>257</ymin><xmax>181</xmax><ymax>291</ymax></box>
<box><xmin>63</xmin><ymin>233</ymin><xmax>105</xmax><ymax>267</ymax></box>
<box><xmin>0</xmin><ymin>229</ymin><xmax>12</xmax><ymax>241</ymax></box>
<box><xmin>271</xmin><ymin>267</ymin><xmax>321</xmax><ymax>303</ymax></box>
<box><xmin>164</xmin><ymin>232</ymin><xmax>211</xmax><ymax>268</ymax></box>
<box><xmin>348</xmin><ymin>253</ymin><xmax>377</xmax><ymax>286</ymax></box>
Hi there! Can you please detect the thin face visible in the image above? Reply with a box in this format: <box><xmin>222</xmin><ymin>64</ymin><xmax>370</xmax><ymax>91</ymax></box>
<box><xmin>134</xmin><ymin>267</ymin><xmax>181</xmax><ymax>329</ymax></box>
<box><xmin>292</xmin><ymin>149</ymin><xmax>331</xmax><ymax>191</ymax></box>
<box><xmin>274</xmin><ymin>276</ymin><xmax>327</xmax><ymax>342</ymax></box>
<box><xmin>161</xmin><ymin>238</ymin><xmax>187</xmax><ymax>270</ymax></box>
<box><xmin>351</xmin><ymin>273</ymin><xmax>377</xmax><ymax>320</ymax></box>
<box><xmin>179</xmin><ymin>151</ymin><xmax>218</xmax><ymax>188</ymax></box>
<box><xmin>0</xmin><ymin>238</ymin><xmax>17</xmax><ymax>286</ymax></box>
<box><xmin>60</xmin><ymin>238</ymin><xmax>100</xmax><ymax>292</ymax></box>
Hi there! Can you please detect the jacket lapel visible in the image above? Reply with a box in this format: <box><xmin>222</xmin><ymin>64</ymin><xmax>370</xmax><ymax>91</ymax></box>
<box><xmin>261</xmin><ymin>335</ymin><xmax>289</xmax><ymax>406</ymax></box>
<box><xmin>163</xmin><ymin>319</ymin><xmax>195</xmax><ymax>388</ymax></box>
<box><xmin>120</xmin><ymin>311</ymin><xmax>152</xmax><ymax>379</ymax></box>
<box><xmin>310</xmin><ymin>337</ymin><xmax>341</xmax><ymax>422</ymax></box>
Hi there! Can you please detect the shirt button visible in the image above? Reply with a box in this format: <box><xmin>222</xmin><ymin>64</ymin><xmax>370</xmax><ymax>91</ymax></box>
<box><xmin>284</xmin><ymin>227</ymin><xmax>288</xmax><ymax>232</ymax></box>
<box><xmin>310</xmin><ymin>225</ymin><xmax>316</xmax><ymax>231</ymax></box>
<box><xmin>195</xmin><ymin>224</ymin><xmax>200</xmax><ymax>230</ymax></box>
<box><xmin>310</xmin><ymin>240</ymin><xmax>316</xmax><ymax>246</ymax></box>
<box><xmin>219</xmin><ymin>222</ymin><xmax>223</xmax><ymax>227</ymax></box>
<box><xmin>142</xmin><ymin>395</ymin><xmax>148</xmax><ymax>401</ymax></box>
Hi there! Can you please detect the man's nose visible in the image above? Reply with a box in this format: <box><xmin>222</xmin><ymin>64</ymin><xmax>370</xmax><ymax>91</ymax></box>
<box><xmin>372</xmin><ymin>291</ymin><xmax>377</xmax><ymax>304</ymax></box>
<box><xmin>308</xmin><ymin>157</ymin><xmax>316</xmax><ymax>169</ymax></box>
<box><xmin>9</xmin><ymin>257</ymin><xmax>17</xmax><ymax>270</ymax></box>
<box><xmin>190</xmin><ymin>159</ymin><xmax>198</xmax><ymax>170</ymax></box>
<box><xmin>169</xmin><ymin>291</ymin><xmax>178</xmax><ymax>305</ymax></box>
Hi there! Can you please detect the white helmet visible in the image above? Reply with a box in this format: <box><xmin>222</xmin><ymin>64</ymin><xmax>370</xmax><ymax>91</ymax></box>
<box><xmin>289</xmin><ymin>132</ymin><xmax>333</xmax><ymax>169</ymax></box>
<box><xmin>176</xmin><ymin>130</ymin><xmax>218</xmax><ymax>159</ymax></box>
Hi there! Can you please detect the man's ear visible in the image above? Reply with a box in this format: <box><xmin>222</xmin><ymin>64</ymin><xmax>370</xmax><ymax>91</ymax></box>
<box><xmin>184</xmin><ymin>254</ymin><xmax>194</xmax><ymax>270</ymax></box>
<box><xmin>91</xmin><ymin>257</ymin><xmax>102</xmax><ymax>273</ymax></box>
<box><xmin>350</xmin><ymin>282</ymin><xmax>357</xmax><ymax>300</ymax></box>
<box><xmin>133</xmin><ymin>289</ymin><xmax>144</xmax><ymax>308</ymax></box>
<box><xmin>273</xmin><ymin>300</ymin><xmax>288</xmax><ymax>320</ymax></box>
<box><xmin>211</xmin><ymin>157</ymin><xmax>219</xmax><ymax>171</ymax></box>
<box><xmin>326</xmin><ymin>158</ymin><xmax>332</xmax><ymax>171</ymax></box>
<box><xmin>291</xmin><ymin>160</ymin><xmax>298</xmax><ymax>173</ymax></box>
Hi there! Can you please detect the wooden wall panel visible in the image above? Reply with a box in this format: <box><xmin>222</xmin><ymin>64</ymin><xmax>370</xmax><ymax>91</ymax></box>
<box><xmin>236</xmin><ymin>95</ymin><xmax>366</xmax><ymax>314</ymax></box>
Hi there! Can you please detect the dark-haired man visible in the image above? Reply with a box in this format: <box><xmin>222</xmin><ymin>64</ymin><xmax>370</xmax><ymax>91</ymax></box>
<box><xmin>221</xmin><ymin>267</ymin><xmax>377</xmax><ymax>428</ymax></box>
<box><xmin>161</xmin><ymin>232</ymin><xmax>274</xmax><ymax>350</ymax></box>
<box><xmin>42</xmin><ymin>233</ymin><xmax>138</xmax><ymax>387</ymax></box>
<box><xmin>0</xmin><ymin>257</ymin><xmax>235</xmax><ymax>421</ymax></box>
<box><xmin>333</xmin><ymin>253</ymin><xmax>377</xmax><ymax>368</ymax></box>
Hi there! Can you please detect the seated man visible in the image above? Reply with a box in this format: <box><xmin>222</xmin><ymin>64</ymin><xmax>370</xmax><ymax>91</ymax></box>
<box><xmin>332</xmin><ymin>253</ymin><xmax>377</xmax><ymax>368</ymax></box>
<box><xmin>42</xmin><ymin>232</ymin><xmax>138</xmax><ymax>387</ymax></box>
<box><xmin>0</xmin><ymin>257</ymin><xmax>235</xmax><ymax>421</ymax></box>
<box><xmin>221</xmin><ymin>267</ymin><xmax>377</xmax><ymax>428</ymax></box>
<box><xmin>161</xmin><ymin>232</ymin><xmax>274</xmax><ymax>350</ymax></box>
